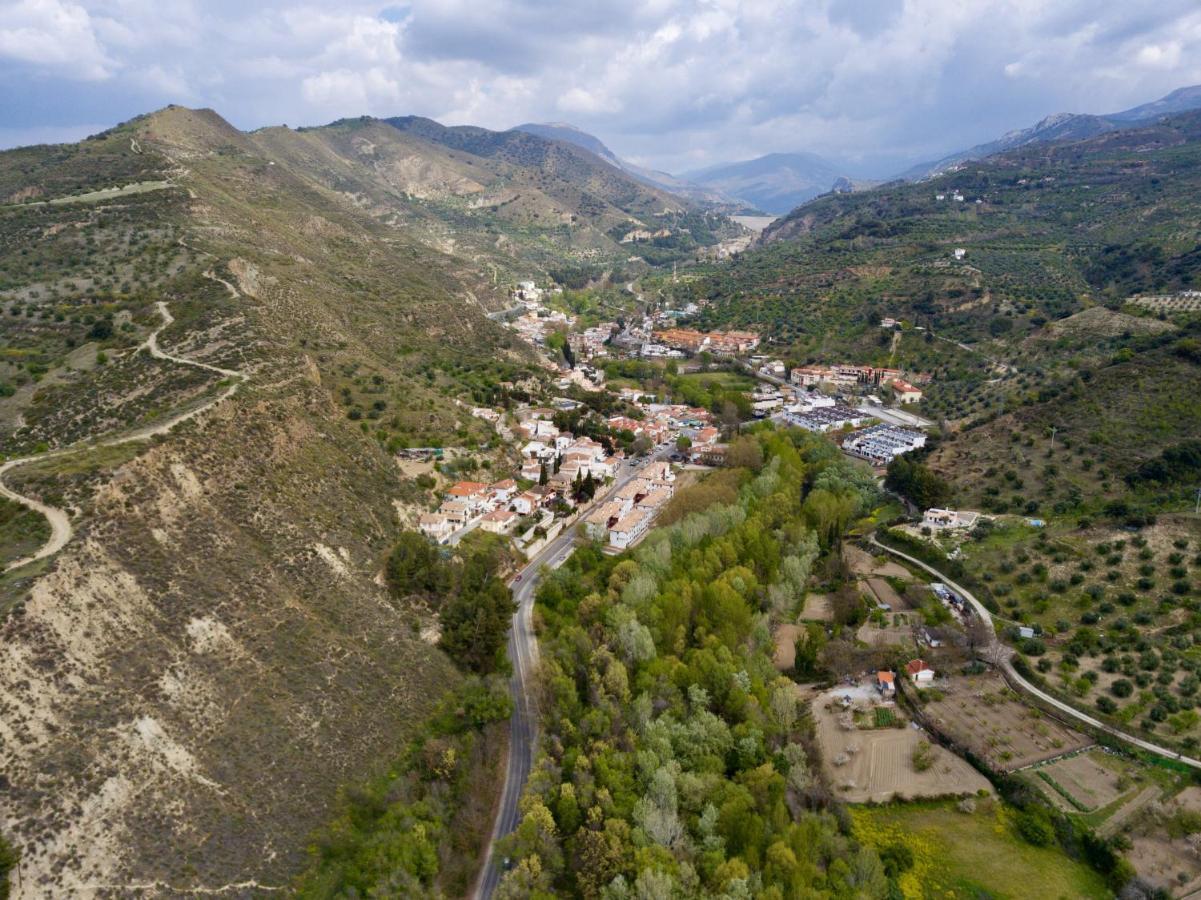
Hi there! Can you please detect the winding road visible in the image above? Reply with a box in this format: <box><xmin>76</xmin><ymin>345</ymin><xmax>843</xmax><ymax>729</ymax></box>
<box><xmin>869</xmin><ymin>535</ymin><xmax>1201</xmax><ymax>770</ymax></box>
<box><xmin>1</xmin><ymin>290</ymin><xmax>246</xmax><ymax>573</ymax></box>
<box><xmin>473</xmin><ymin>448</ymin><xmax>674</xmax><ymax>899</ymax></box>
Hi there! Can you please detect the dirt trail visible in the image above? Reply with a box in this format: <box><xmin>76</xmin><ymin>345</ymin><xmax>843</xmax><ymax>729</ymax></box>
<box><xmin>1</xmin><ymin>283</ymin><xmax>246</xmax><ymax>573</ymax></box>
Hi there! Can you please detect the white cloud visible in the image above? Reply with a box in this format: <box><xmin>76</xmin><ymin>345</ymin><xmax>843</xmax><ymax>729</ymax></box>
<box><xmin>0</xmin><ymin>0</ymin><xmax>113</xmax><ymax>79</ymax></box>
<box><xmin>2</xmin><ymin>0</ymin><xmax>1200</xmax><ymax>171</ymax></box>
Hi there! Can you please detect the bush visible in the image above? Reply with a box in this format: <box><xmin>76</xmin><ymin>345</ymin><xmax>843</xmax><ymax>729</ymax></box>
<box><xmin>1015</xmin><ymin>809</ymin><xmax>1055</xmax><ymax>846</ymax></box>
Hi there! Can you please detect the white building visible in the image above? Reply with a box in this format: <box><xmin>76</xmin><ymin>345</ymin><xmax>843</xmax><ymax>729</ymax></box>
<box><xmin>923</xmin><ymin>508</ymin><xmax>981</xmax><ymax>530</ymax></box>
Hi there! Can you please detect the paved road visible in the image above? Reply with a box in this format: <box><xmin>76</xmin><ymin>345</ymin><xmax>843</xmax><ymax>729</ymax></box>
<box><xmin>869</xmin><ymin>535</ymin><xmax>1201</xmax><ymax>770</ymax></box>
<box><xmin>473</xmin><ymin>448</ymin><xmax>672</xmax><ymax>898</ymax></box>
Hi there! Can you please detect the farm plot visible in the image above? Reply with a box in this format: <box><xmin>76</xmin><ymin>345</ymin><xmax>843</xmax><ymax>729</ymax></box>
<box><xmin>856</xmin><ymin>612</ymin><xmax>919</xmax><ymax>648</ymax></box>
<box><xmin>772</xmin><ymin>623</ymin><xmax>803</xmax><ymax>671</ymax></box>
<box><xmin>1125</xmin><ymin>786</ymin><xmax>1201</xmax><ymax>896</ymax></box>
<box><xmin>799</xmin><ymin>593</ymin><xmax>834</xmax><ymax>621</ymax></box>
<box><xmin>1032</xmin><ymin>751</ymin><xmax>1129</xmax><ymax>813</ymax></box>
<box><xmin>863</xmin><ymin>576</ymin><xmax>908</xmax><ymax>610</ymax></box>
<box><xmin>844</xmin><ymin>544</ymin><xmax>911</xmax><ymax>580</ymax></box>
<box><xmin>919</xmin><ymin>672</ymin><xmax>1090</xmax><ymax>771</ymax></box>
<box><xmin>814</xmin><ymin>686</ymin><xmax>990</xmax><ymax>803</ymax></box>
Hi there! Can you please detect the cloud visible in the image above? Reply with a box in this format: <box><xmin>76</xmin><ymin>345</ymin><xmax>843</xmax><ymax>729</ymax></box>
<box><xmin>0</xmin><ymin>0</ymin><xmax>114</xmax><ymax>80</ymax></box>
<box><xmin>0</xmin><ymin>0</ymin><xmax>1199</xmax><ymax>175</ymax></box>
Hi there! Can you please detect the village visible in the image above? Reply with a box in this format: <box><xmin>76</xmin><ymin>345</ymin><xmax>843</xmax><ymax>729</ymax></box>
<box><xmin>416</xmin><ymin>278</ymin><xmax>943</xmax><ymax>556</ymax></box>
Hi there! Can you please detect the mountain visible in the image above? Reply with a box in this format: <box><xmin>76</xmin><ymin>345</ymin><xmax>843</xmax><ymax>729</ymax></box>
<box><xmin>1106</xmin><ymin>84</ymin><xmax>1201</xmax><ymax>123</ymax></box>
<box><xmin>901</xmin><ymin>84</ymin><xmax>1201</xmax><ymax>180</ymax></box>
<box><xmin>0</xmin><ymin>101</ymin><xmax>741</xmax><ymax>893</ymax></box>
<box><xmin>682</xmin><ymin>151</ymin><xmax>849</xmax><ymax>214</ymax></box>
<box><xmin>512</xmin><ymin>120</ymin><xmax>757</xmax><ymax>212</ymax></box>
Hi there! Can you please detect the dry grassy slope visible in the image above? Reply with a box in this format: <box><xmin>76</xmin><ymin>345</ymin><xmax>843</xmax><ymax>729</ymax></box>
<box><xmin>248</xmin><ymin>116</ymin><xmax>681</xmax><ymax>262</ymax></box>
<box><xmin>0</xmin><ymin>106</ymin><xmax>530</xmax><ymax>895</ymax></box>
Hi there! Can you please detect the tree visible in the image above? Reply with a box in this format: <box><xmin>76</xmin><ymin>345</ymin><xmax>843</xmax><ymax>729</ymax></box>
<box><xmin>631</xmin><ymin>435</ymin><xmax>653</xmax><ymax>456</ymax></box>
<box><xmin>727</xmin><ymin>435</ymin><xmax>764</xmax><ymax>471</ymax></box>
<box><xmin>439</xmin><ymin>574</ymin><xmax>515</xmax><ymax>673</ymax></box>
<box><xmin>675</xmin><ymin>434</ymin><xmax>692</xmax><ymax>452</ymax></box>
<box><xmin>884</xmin><ymin>456</ymin><xmax>951</xmax><ymax>510</ymax></box>
<box><xmin>539</xmin><ymin>462</ymin><xmax>549</xmax><ymax>485</ymax></box>
<box><xmin>385</xmin><ymin>531</ymin><xmax>445</xmax><ymax>600</ymax></box>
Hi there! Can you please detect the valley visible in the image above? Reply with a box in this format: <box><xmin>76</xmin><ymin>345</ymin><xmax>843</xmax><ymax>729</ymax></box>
<box><xmin>0</xmin><ymin>77</ymin><xmax>1200</xmax><ymax>900</ymax></box>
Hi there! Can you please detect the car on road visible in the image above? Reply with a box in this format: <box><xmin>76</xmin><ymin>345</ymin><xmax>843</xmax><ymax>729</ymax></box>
<box><xmin>514</xmin><ymin>574</ymin><xmax>522</xmax><ymax>582</ymax></box>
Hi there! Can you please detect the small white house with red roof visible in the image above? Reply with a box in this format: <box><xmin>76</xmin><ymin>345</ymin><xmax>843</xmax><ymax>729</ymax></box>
<box><xmin>906</xmin><ymin>659</ymin><xmax>935</xmax><ymax>685</ymax></box>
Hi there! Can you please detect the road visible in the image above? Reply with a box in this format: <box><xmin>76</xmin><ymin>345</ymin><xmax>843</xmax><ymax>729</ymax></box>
<box><xmin>869</xmin><ymin>535</ymin><xmax>1201</xmax><ymax>770</ymax></box>
<box><xmin>473</xmin><ymin>447</ymin><xmax>672</xmax><ymax>899</ymax></box>
<box><xmin>1</xmin><ymin>288</ymin><xmax>246</xmax><ymax>573</ymax></box>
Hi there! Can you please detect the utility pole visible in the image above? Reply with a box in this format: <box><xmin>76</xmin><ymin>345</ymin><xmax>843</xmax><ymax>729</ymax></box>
<box><xmin>1195</xmin><ymin>486</ymin><xmax>1201</xmax><ymax>516</ymax></box>
<box><xmin>1049</xmin><ymin>425</ymin><xmax>1058</xmax><ymax>450</ymax></box>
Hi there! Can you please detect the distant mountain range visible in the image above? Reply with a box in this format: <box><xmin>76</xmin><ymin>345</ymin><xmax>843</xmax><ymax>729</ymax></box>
<box><xmin>899</xmin><ymin>84</ymin><xmax>1201</xmax><ymax>180</ymax></box>
<box><xmin>512</xmin><ymin>121</ymin><xmax>761</xmax><ymax>213</ymax></box>
<box><xmin>509</xmin><ymin>84</ymin><xmax>1201</xmax><ymax>219</ymax></box>
<box><xmin>681</xmin><ymin>152</ymin><xmax>860</xmax><ymax>215</ymax></box>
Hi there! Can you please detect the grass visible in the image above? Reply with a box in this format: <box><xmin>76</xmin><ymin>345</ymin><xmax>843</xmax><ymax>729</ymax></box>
<box><xmin>0</xmin><ymin>496</ymin><xmax>50</xmax><ymax>569</ymax></box>
<box><xmin>850</xmin><ymin>799</ymin><xmax>1110</xmax><ymax>899</ymax></box>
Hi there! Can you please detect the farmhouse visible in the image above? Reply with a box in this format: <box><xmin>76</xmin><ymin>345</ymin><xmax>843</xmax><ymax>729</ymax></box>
<box><xmin>876</xmin><ymin>671</ymin><xmax>896</xmax><ymax>695</ymax></box>
<box><xmin>887</xmin><ymin>378</ymin><xmax>923</xmax><ymax>404</ymax></box>
<box><xmin>906</xmin><ymin>659</ymin><xmax>936</xmax><ymax>685</ymax></box>
<box><xmin>923</xmin><ymin>508</ymin><xmax>980</xmax><ymax>530</ymax></box>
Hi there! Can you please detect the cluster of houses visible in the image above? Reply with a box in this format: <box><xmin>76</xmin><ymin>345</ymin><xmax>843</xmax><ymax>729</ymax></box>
<box><xmin>567</xmin><ymin>323</ymin><xmax>619</xmax><ymax>360</ymax></box>
<box><xmin>875</xmin><ymin>659</ymin><xmax>937</xmax><ymax>696</ymax></box>
<box><xmin>509</xmin><ymin>308</ymin><xmax>573</xmax><ymax>347</ymax></box>
<box><xmin>584</xmin><ymin>462</ymin><xmax>676</xmax><ymax>549</ymax></box>
<box><xmin>842</xmin><ymin>424</ymin><xmax>927</xmax><ymax>465</ymax></box>
<box><xmin>790</xmin><ymin>364</ymin><xmax>926</xmax><ymax>404</ymax></box>
<box><xmin>651</xmin><ymin>327</ymin><xmax>761</xmax><ymax>356</ymax></box>
<box><xmin>418</xmin><ymin>479</ymin><xmax>524</xmax><ymax>543</ymax></box>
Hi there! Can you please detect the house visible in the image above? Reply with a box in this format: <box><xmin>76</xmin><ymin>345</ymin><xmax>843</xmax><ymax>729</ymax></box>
<box><xmin>923</xmin><ymin>508</ymin><xmax>980</xmax><ymax>530</ymax></box>
<box><xmin>512</xmin><ymin>491</ymin><xmax>540</xmax><ymax>515</ymax></box>
<box><xmin>693</xmin><ymin>426</ymin><xmax>720</xmax><ymax>447</ymax></box>
<box><xmin>887</xmin><ymin>379</ymin><xmax>923</xmax><ymax>404</ymax></box>
<box><xmin>876</xmin><ymin>671</ymin><xmax>896</xmax><ymax>696</ymax></box>
<box><xmin>522</xmin><ymin>440</ymin><xmax>556</xmax><ymax>462</ymax></box>
<box><xmin>953</xmin><ymin>247</ymin><xmax>967</xmax><ymax>260</ymax></box>
<box><xmin>609</xmin><ymin>507</ymin><xmax>653</xmax><ymax>549</ymax></box>
<box><xmin>637</xmin><ymin>486</ymin><xmax>673</xmax><ymax>510</ymax></box>
<box><xmin>584</xmin><ymin>499</ymin><xmax>626</xmax><ymax>541</ymax></box>
<box><xmin>520</xmin><ymin>459</ymin><xmax>544</xmax><ymax>482</ymax></box>
<box><xmin>418</xmin><ymin>513</ymin><xmax>453</xmax><ymax>542</ymax></box>
<box><xmin>446</xmin><ymin>481</ymin><xmax>489</xmax><ymax>501</ymax></box>
<box><xmin>489</xmin><ymin>479</ymin><xmax>517</xmax><ymax>503</ymax></box>
<box><xmin>906</xmin><ymin>659</ymin><xmax>935</xmax><ymax>685</ymax></box>
<box><xmin>480</xmin><ymin>508</ymin><xmax>518</xmax><ymax>535</ymax></box>
<box><xmin>439</xmin><ymin>500</ymin><xmax>473</xmax><ymax>526</ymax></box>
<box><xmin>691</xmin><ymin>443</ymin><xmax>729</xmax><ymax>466</ymax></box>
<box><xmin>643</xmin><ymin>461</ymin><xmax>675</xmax><ymax>483</ymax></box>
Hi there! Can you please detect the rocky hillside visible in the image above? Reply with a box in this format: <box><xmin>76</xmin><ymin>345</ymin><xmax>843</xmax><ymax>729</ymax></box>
<box><xmin>0</xmin><ymin>105</ymin><xmax>550</xmax><ymax>895</ymax></box>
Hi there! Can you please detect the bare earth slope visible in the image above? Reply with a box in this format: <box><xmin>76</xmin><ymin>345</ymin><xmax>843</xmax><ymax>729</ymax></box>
<box><xmin>0</xmin><ymin>106</ymin><xmax>537</xmax><ymax>895</ymax></box>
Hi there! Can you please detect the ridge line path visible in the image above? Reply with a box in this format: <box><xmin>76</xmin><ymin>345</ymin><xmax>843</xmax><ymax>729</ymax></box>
<box><xmin>473</xmin><ymin>448</ymin><xmax>674</xmax><ymax>900</ymax></box>
<box><xmin>0</xmin><ymin>280</ymin><xmax>247</xmax><ymax>573</ymax></box>
<box><xmin>868</xmin><ymin>534</ymin><xmax>1201</xmax><ymax>770</ymax></box>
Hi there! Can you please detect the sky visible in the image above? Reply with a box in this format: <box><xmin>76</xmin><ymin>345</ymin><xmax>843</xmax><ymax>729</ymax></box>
<box><xmin>2</xmin><ymin>0</ymin><xmax>1201</xmax><ymax>176</ymax></box>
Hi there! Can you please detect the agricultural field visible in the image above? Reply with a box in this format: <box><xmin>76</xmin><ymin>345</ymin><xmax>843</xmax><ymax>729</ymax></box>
<box><xmin>1123</xmin><ymin>785</ymin><xmax>1201</xmax><ymax>896</ymax></box>
<box><xmin>919</xmin><ymin>672</ymin><xmax>1091</xmax><ymax>771</ymax></box>
<box><xmin>948</xmin><ymin>515</ymin><xmax>1201</xmax><ymax>749</ymax></box>
<box><xmin>1029</xmin><ymin>750</ymin><xmax>1151</xmax><ymax>819</ymax></box>
<box><xmin>856</xmin><ymin>610</ymin><xmax>921</xmax><ymax>649</ymax></box>
<box><xmin>849</xmin><ymin>799</ymin><xmax>1111</xmax><ymax>899</ymax></box>
<box><xmin>813</xmin><ymin>685</ymin><xmax>991</xmax><ymax>803</ymax></box>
